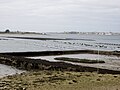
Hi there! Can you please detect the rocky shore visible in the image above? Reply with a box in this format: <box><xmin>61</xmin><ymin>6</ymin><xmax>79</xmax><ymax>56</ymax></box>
<box><xmin>0</xmin><ymin>50</ymin><xmax>120</xmax><ymax>74</ymax></box>
<box><xmin>0</xmin><ymin>50</ymin><xmax>120</xmax><ymax>90</ymax></box>
<box><xmin>0</xmin><ymin>70</ymin><xmax>120</xmax><ymax>90</ymax></box>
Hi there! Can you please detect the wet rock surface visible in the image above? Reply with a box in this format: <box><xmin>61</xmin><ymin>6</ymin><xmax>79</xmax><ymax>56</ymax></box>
<box><xmin>0</xmin><ymin>51</ymin><xmax>120</xmax><ymax>74</ymax></box>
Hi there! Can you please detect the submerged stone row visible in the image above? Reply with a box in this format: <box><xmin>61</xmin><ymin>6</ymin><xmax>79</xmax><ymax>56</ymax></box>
<box><xmin>0</xmin><ymin>50</ymin><xmax>120</xmax><ymax>57</ymax></box>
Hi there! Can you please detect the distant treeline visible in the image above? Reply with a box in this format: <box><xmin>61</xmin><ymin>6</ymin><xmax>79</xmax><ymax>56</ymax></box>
<box><xmin>0</xmin><ymin>30</ymin><xmax>46</xmax><ymax>35</ymax></box>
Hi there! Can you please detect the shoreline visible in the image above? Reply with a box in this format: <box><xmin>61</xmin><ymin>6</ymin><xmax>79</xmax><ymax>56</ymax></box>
<box><xmin>0</xmin><ymin>50</ymin><xmax>120</xmax><ymax>74</ymax></box>
<box><xmin>0</xmin><ymin>50</ymin><xmax>120</xmax><ymax>90</ymax></box>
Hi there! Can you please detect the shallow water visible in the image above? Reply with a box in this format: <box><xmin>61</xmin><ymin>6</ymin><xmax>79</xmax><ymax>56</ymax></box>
<box><xmin>28</xmin><ymin>54</ymin><xmax>120</xmax><ymax>71</ymax></box>
<box><xmin>0</xmin><ymin>64</ymin><xmax>25</xmax><ymax>78</ymax></box>
<box><xmin>28</xmin><ymin>54</ymin><xmax>120</xmax><ymax>61</ymax></box>
<box><xmin>0</xmin><ymin>34</ymin><xmax>120</xmax><ymax>53</ymax></box>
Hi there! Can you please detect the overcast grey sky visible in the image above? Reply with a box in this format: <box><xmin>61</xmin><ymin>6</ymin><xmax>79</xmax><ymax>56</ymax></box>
<box><xmin>0</xmin><ymin>0</ymin><xmax>120</xmax><ymax>32</ymax></box>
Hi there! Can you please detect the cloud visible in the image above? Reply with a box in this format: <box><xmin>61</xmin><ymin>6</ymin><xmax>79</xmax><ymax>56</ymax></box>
<box><xmin>0</xmin><ymin>0</ymin><xmax>120</xmax><ymax>32</ymax></box>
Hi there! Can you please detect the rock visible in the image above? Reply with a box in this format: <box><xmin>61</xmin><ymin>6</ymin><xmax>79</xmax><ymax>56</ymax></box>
<box><xmin>96</xmin><ymin>78</ymin><xmax>101</xmax><ymax>81</ymax></box>
<box><xmin>113</xmin><ymin>75</ymin><xmax>118</xmax><ymax>78</ymax></box>
<box><xmin>72</xmin><ymin>80</ymin><xmax>77</xmax><ymax>83</ymax></box>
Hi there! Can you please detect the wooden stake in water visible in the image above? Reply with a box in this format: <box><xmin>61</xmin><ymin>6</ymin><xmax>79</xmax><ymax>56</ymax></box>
<box><xmin>97</xmin><ymin>45</ymin><xmax>99</xmax><ymax>73</ymax></box>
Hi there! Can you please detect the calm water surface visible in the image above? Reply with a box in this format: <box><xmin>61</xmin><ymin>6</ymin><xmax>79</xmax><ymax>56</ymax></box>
<box><xmin>0</xmin><ymin>34</ymin><xmax>120</xmax><ymax>52</ymax></box>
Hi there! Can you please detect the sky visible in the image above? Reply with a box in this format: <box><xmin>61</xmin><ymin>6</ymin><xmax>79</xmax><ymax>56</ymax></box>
<box><xmin>0</xmin><ymin>0</ymin><xmax>120</xmax><ymax>32</ymax></box>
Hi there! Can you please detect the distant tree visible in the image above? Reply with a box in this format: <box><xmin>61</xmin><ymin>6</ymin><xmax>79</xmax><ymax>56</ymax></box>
<box><xmin>5</xmin><ymin>29</ymin><xmax>10</xmax><ymax>33</ymax></box>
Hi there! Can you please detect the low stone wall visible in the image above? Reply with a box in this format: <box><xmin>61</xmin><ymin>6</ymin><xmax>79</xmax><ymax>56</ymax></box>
<box><xmin>0</xmin><ymin>50</ymin><xmax>120</xmax><ymax>57</ymax></box>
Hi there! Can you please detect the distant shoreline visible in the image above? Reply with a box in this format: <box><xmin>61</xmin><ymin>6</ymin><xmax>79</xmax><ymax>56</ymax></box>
<box><xmin>0</xmin><ymin>31</ymin><xmax>45</xmax><ymax>35</ymax></box>
<box><xmin>0</xmin><ymin>31</ymin><xmax>120</xmax><ymax>35</ymax></box>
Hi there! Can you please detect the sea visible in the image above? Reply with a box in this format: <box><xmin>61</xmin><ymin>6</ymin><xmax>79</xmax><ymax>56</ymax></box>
<box><xmin>0</xmin><ymin>33</ymin><xmax>120</xmax><ymax>52</ymax></box>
